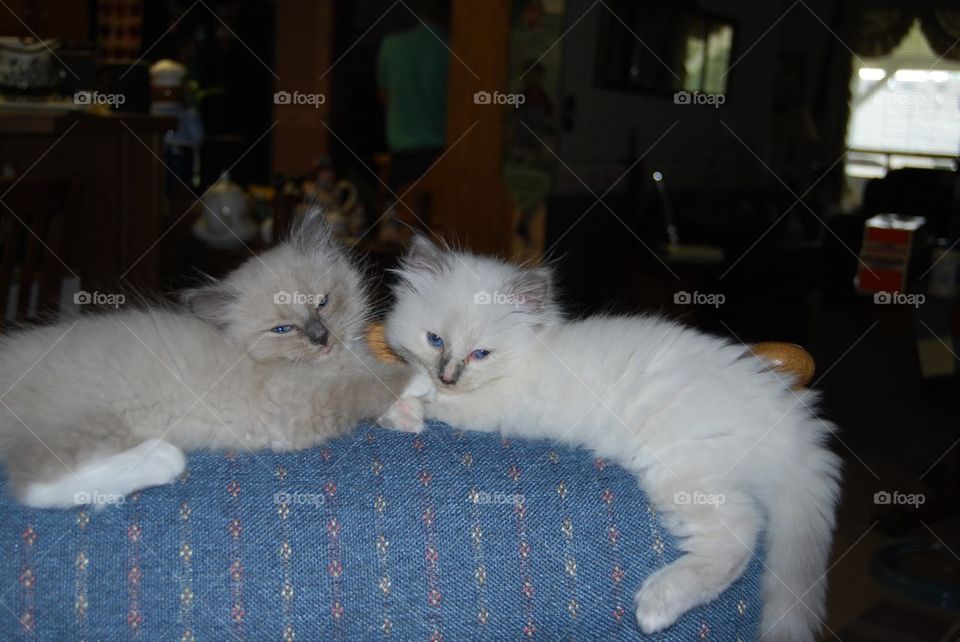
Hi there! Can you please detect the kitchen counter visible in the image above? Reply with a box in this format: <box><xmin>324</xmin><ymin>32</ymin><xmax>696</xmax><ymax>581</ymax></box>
<box><xmin>0</xmin><ymin>107</ymin><xmax>174</xmax><ymax>135</ymax></box>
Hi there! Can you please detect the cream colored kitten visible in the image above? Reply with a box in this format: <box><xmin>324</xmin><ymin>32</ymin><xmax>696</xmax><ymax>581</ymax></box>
<box><xmin>0</xmin><ymin>214</ymin><xmax>429</xmax><ymax>508</ymax></box>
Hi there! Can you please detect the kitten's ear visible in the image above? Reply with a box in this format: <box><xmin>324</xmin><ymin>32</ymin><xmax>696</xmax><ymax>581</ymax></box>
<box><xmin>181</xmin><ymin>283</ymin><xmax>239</xmax><ymax>330</ymax></box>
<box><xmin>401</xmin><ymin>234</ymin><xmax>447</xmax><ymax>273</ymax></box>
<box><xmin>506</xmin><ymin>266</ymin><xmax>554</xmax><ymax>313</ymax></box>
<box><xmin>290</xmin><ymin>206</ymin><xmax>333</xmax><ymax>255</ymax></box>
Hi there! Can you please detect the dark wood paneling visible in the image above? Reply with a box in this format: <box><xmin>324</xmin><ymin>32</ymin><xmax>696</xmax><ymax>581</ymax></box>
<box><xmin>0</xmin><ymin>112</ymin><xmax>174</xmax><ymax>290</ymax></box>
<box><xmin>432</xmin><ymin>0</ymin><xmax>514</xmax><ymax>254</ymax></box>
<box><xmin>271</xmin><ymin>0</ymin><xmax>334</xmax><ymax>175</ymax></box>
<box><xmin>0</xmin><ymin>0</ymin><xmax>91</xmax><ymax>46</ymax></box>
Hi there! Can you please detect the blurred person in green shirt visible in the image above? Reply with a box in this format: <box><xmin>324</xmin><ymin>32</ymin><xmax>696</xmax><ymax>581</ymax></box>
<box><xmin>377</xmin><ymin>0</ymin><xmax>450</xmax><ymax>189</ymax></box>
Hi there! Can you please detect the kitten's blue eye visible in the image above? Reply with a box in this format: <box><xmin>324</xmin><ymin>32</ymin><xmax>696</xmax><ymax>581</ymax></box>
<box><xmin>471</xmin><ymin>349</ymin><xmax>490</xmax><ymax>360</ymax></box>
<box><xmin>271</xmin><ymin>325</ymin><xmax>295</xmax><ymax>334</ymax></box>
<box><xmin>426</xmin><ymin>332</ymin><xmax>444</xmax><ymax>349</ymax></box>
<box><xmin>316</xmin><ymin>295</ymin><xmax>328</xmax><ymax>308</ymax></box>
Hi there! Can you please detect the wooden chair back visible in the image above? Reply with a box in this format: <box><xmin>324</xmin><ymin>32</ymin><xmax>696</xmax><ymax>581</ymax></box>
<box><xmin>366</xmin><ymin>323</ymin><xmax>816</xmax><ymax>389</ymax></box>
<box><xmin>0</xmin><ymin>176</ymin><xmax>78</xmax><ymax>326</ymax></box>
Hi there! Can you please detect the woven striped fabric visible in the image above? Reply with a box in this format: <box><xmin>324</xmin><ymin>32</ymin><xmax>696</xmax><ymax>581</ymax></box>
<box><xmin>0</xmin><ymin>422</ymin><xmax>763</xmax><ymax>640</ymax></box>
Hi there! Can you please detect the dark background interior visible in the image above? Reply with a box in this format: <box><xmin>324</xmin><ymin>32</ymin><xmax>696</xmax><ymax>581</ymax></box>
<box><xmin>1</xmin><ymin>0</ymin><xmax>959</xmax><ymax>637</ymax></box>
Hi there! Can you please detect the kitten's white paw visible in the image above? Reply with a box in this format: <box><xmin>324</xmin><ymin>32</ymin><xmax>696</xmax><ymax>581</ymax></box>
<box><xmin>131</xmin><ymin>439</ymin><xmax>187</xmax><ymax>486</ymax></box>
<box><xmin>403</xmin><ymin>368</ymin><xmax>436</xmax><ymax>402</ymax></box>
<box><xmin>378</xmin><ymin>396</ymin><xmax>425</xmax><ymax>433</ymax></box>
<box><xmin>634</xmin><ymin>563</ymin><xmax>703</xmax><ymax>634</ymax></box>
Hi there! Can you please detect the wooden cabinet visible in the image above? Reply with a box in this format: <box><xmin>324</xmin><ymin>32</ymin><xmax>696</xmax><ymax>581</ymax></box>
<box><xmin>0</xmin><ymin>111</ymin><xmax>175</xmax><ymax>290</ymax></box>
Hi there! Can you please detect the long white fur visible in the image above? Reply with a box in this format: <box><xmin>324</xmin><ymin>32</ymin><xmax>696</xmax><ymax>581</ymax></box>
<box><xmin>384</xmin><ymin>237</ymin><xmax>842</xmax><ymax>642</ymax></box>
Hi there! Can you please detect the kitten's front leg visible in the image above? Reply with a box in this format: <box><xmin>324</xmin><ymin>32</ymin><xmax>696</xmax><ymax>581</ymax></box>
<box><xmin>377</xmin><ymin>366</ymin><xmax>436</xmax><ymax>433</ymax></box>
<box><xmin>306</xmin><ymin>361</ymin><xmax>433</xmax><ymax>440</ymax></box>
<box><xmin>634</xmin><ymin>481</ymin><xmax>762</xmax><ymax>634</ymax></box>
<box><xmin>421</xmin><ymin>392</ymin><xmax>496</xmax><ymax>430</ymax></box>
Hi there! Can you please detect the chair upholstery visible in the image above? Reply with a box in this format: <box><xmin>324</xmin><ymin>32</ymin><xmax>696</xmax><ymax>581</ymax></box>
<box><xmin>0</xmin><ymin>423</ymin><xmax>764</xmax><ymax>640</ymax></box>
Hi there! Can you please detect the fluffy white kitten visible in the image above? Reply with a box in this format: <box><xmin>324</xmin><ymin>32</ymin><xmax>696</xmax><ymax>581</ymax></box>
<box><xmin>0</xmin><ymin>213</ymin><xmax>430</xmax><ymax>509</ymax></box>
<box><xmin>384</xmin><ymin>237</ymin><xmax>842</xmax><ymax>642</ymax></box>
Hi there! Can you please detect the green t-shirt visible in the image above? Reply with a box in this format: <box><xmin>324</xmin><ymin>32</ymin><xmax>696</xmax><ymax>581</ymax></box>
<box><xmin>377</xmin><ymin>24</ymin><xmax>449</xmax><ymax>151</ymax></box>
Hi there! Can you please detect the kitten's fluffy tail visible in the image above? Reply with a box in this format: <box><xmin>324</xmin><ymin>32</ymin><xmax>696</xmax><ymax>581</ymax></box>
<box><xmin>760</xmin><ymin>445</ymin><xmax>841</xmax><ymax>642</ymax></box>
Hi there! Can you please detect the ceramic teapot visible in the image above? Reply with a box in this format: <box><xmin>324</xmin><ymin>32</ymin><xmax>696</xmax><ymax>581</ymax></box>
<box><xmin>194</xmin><ymin>171</ymin><xmax>257</xmax><ymax>248</ymax></box>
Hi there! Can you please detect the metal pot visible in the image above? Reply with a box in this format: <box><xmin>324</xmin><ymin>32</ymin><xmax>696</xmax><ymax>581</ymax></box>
<box><xmin>0</xmin><ymin>37</ymin><xmax>62</xmax><ymax>95</ymax></box>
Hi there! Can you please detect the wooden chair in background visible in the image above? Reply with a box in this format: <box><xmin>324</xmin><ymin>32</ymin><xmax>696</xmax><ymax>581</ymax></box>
<box><xmin>373</xmin><ymin>152</ymin><xmax>439</xmax><ymax>237</ymax></box>
<box><xmin>367</xmin><ymin>323</ymin><xmax>816</xmax><ymax>390</ymax></box>
<box><xmin>272</xmin><ymin>191</ymin><xmax>301</xmax><ymax>246</ymax></box>
<box><xmin>0</xmin><ymin>176</ymin><xmax>79</xmax><ymax>326</ymax></box>
<box><xmin>750</xmin><ymin>341</ymin><xmax>816</xmax><ymax>389</ymax></box>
